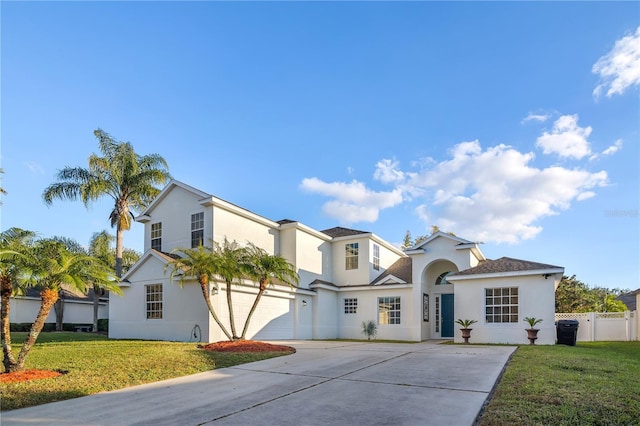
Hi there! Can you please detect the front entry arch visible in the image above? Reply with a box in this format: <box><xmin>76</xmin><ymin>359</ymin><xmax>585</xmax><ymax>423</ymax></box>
<box><xmin>441</xmin><ymin>294</ymin><xmax>454</xmax><ymax>338</ymax></box>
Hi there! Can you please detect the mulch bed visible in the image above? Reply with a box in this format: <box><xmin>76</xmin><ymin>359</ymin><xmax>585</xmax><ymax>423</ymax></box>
<box><xmin>0</xmin><ymin>369</ymin><xmax>63</xmax><ymax>383</ymax></box>
<box><xmin>200</xmin><ymin>340</ymin><xmax>295</xmax><ymax>353</ymax></box>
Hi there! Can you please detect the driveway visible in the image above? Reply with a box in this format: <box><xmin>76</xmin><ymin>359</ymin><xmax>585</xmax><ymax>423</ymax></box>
<box><xmin>2</xmin><ymin>341</ymin><xmax>515</xmax><ymax>426</ymax></box>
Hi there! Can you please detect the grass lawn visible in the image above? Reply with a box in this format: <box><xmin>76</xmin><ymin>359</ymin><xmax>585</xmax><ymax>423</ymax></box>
<box><xmin>478</xmin><ymin>341</ymin><xmax>640</xmax><ymax>426</ymax></box>
<box><xmin>0</xmin><ymin>332</ymin><xmax>293</xmax><ymax>411</ymax></box>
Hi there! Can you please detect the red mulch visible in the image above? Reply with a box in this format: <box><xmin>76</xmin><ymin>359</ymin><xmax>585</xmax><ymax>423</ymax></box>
<box><xmin>0</xmin><ymin>369</ymin><xmax>62</xmax><ymax>383</ymax></box>
<box><xmin>200</xmin><ymin>340</ymin><xmax>295</xmax><ymax>353</ymax></box>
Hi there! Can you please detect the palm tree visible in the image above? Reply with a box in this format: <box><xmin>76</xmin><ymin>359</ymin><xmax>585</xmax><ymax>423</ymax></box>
<box><xmin>88</xmin><ymin>230</ymin><xmax>140</xmax><ymax>331</ymax></box>
<box><xmin>42</xmin><ymin>129</ymin><xmax>171</xmax><ymax>277</ymax></box>
<box><xmin>212</xmin><ymin>239</ymin><xmax>247</xmax><ymax>340</ymax></box>
<box><xmin>0</xmin><ymin>228</ymin><xmax>37</xmax><ymax>373</ymax></box>
<box><xmin>165</xmin><ymin>245</ymin><xmax>234</xmax><ymax>341</ymax></box>
<box><xmin>4</xmin><ymin>239</ymin><xmax>121</xmax><ymax>373</ymax></box>
<box><xmin>0</xmin><ymin>168</ymin><xmax>7</xmax><ymax>202</ymax></box>
<box><xmin>240</xmin><ymin>243</ymin><xmax>298</xmax><ymax>340</ymax></box>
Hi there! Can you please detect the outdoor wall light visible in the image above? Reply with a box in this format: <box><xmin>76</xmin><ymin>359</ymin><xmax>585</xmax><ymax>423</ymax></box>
<box><xmin>211</xmin><ymin>285</ymin><xmax>219</xmax><ymax>295</ymax></box>
<box><xmin>302</xmin><ymin>300</ymin><xmax>308</xmax><ymax>307</ymax></box>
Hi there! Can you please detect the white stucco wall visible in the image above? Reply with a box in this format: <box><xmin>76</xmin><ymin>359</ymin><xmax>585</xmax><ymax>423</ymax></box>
<box><xmin>280</xmin><ymin>226</ymin><xmax>332</xmax><ymax>289</ymax></box>
<box><xmin>452</xmin><ymin>274</ymin><xmax>557</xmax><ymax>345</ymax></box>
<box><xmin>410</xmin><ymin>237</ymin><xmax>477</xmax><ymax>286</ymax></box>
<box><xmin>142</xmin><ymin>186</ymin><xmax>208</xmax><ymax>253</ymax></box>
<box><xmin>10</xmin><ymin>297</ymin><xmax>108</xmax><ymax>324</ymax></box>
<box><xmin>110</xmin><ymin>255</ymin><xmax>211</xmax><ymax>341</ymax></box>
<box><xmin>312</xmin><ymin>287</ymin><xmax>338</xmax><ymax>339</ymax></box>
<box><xmin>337</xmin><ymin>286</ymin><xmax>416</xmax><ymax>341</ymax></box>
<box><xmin>212</xmin><ymin>206</ymin><xmax>278</xmax><ymax>253</ymax></box>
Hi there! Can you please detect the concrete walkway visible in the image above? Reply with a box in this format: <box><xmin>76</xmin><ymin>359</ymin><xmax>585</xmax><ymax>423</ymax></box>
<box><xmin>2</xmin><ymin>341</ymin><xmax>515</xmax><ymax>426</ymax></box>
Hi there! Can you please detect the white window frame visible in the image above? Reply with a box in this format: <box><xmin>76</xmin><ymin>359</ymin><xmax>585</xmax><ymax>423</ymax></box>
<box><xmin>344</xmin><ymin>298</ymin><xmax>358</xmax><ymax>314</ymax></box>
<box><xmin>378</xmin><ymin>296</ymin><xmax>401</xmax><ymax>325</ymax></box>
<box><xmin>373</xmin><ymin>244</ymin><xmax>380</xmax><ymax>271</ymax></box>
<box><xmin>485</xmin><ymin>287</ymin><xmax>519</xmax><ymax>323</ymax></box>
<box><xmin>151</xmin><ymin>222</ymin><xmax>162</xmax><ymax>252</ymax></box>
<box><xmin>146</xmin><ymin>284</ymin><xmax>163</xmax><ymax>320</ymax></box>
<box><xmin>345</xmin><ymin>243</ymin><xmax>359</xmax><ymax>270</ymax></box>
<box><xmin>191</xmin><ymin>212</ymin><xmax>204</xmax><ymax>248</ymax></box>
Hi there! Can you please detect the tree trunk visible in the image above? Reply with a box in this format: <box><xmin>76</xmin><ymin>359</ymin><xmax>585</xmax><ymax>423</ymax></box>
<box><xmin>12</xmin><ymin>288</ymin><xmax>58</xmax><ymax>373</ymax></box>
<box><xmin>92</xmin><ymin>287</ymin><xmax>102</xmax><ymax>332</ymax></box>
<box><xmin>199</xmin><ymin>277</ymin><xmax>233</xmax><ymax>341</ymax></box>
<box><xmin>115</xmin><ymin>225</ymin><xmax>124</xmax><ymax>278</ymax></box>
<box><xmin>240</xmin><ymin>279</ymin><xmax>267</xmax><ymax>340</ymax></box>
<box><xmin>54</xmin><ymin>295</ymin><xmax>64</xmax><ymax>331</ymax></box>
<box><xmin>225</xmin><ymin>280</ymin><xmax>238</xmax><ymax>340</ymax></box>
<box><xmin>1</xmin><ymin>275</ymin><xmax>16</xmax><ymax>373</ymax></box>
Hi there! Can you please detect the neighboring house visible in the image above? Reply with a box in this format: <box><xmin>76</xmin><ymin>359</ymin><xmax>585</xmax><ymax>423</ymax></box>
<box><xmin>10</xmin><ymin>287</ymin><xmax>108</xmax><ymax>327</ymax></box>
<box><xmin>616</xmin><ymin>289</ymin><xmax>639</xmax><ymax>311</ymax></box>
<box><xmin>110</xmin><ymin>180</ymin><xmax>564</xmax><ymax>345</ymax></box>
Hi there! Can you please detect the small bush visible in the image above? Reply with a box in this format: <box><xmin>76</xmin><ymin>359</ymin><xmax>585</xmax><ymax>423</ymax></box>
<box><xmin>98</xmin><ymin>319</ymin><xmax>109</xmax><ymax>332</ymax></box>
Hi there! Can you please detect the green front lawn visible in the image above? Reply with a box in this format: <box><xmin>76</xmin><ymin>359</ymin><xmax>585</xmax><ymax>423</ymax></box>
<box><xmin>478</xmin><ymin>341</ymin><xmax>640</xmax><ymax>425</ymax></box>
<box><xmin>1</xmin><ymin>332</ymin><xmax>292</xmax><ymax>411</ymax></box>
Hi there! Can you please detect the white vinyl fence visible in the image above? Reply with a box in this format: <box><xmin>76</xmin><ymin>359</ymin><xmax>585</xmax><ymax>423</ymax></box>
<box><xmin>555</xmin><ymin>311</ymin><xmax>637</xmax><ymax>342</ymax></box>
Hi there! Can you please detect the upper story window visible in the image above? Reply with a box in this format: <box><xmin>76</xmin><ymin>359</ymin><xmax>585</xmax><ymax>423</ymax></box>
<box><xmin>145</xmin><ymin>284</ymin><xmax>163</xmax><ymax>319</ymax></box>
<box><xmin>485</xmin><ymin>287</ymin><xmax>519</xmax><ymax>323</ymax></box>
<box><xmin>151</xmin><ymin>222</ymin><xmax>162</xmax><ymax>252</ymax></box>
<box><xmin>191</xmin><ymin>212</ymin><xmax>204</xmax><ymax>248</ymax></box>
<box><xmin>345</xmin><ymin>243</ymin><xmax>359</xmax><ymax>270</ymax></box>
<box><xmin>436</xmin><ymin>271</ymin><xmax>452</xmax><ymax>285</ymax></box>
<box><xmin>344</xmin><ymin>298</ymin><xmax>358</xmax><ymax>314</ymax></box>
<box><xmin>373</xmin><ymin>244</ymin><xmax>380</xmax><ymax>271</ymax></box>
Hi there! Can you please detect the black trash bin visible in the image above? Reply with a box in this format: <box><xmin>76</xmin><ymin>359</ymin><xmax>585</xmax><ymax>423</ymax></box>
<box><xmin>556</xmin><ymin>319</ymin><xmax>579</xmax><ymax>346</ymax></box>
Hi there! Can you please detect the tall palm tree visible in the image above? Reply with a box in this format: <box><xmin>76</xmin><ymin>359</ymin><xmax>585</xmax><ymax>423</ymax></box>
<box><xmin>212</xmin><ymin>239</ymin><xmax>247</xmax><ymax>340</ymax></box>
<box><xmin>240</xmin><ymin>243</ymin><xmax>298</xmax><ymax>339</ymax></box>
<box><xmin>42</xmin><ymin>129</ymin><xmax>171</xmax><ymax>277</ymax></box>
<box><xmin>0</xmin><ymin>228</ymin><xmax>37</xmax><ymax>372</ymax></box>
<box><xmin>0</xmin><ymin>168</ymin><xmax>7</xmax><ymax>202</ymax></box>
<box><xmin>88</xmin><ymin>230</ymin><xmax>140</xmax><ymax>331</ymax></box>
<box><xmin>165</xmin><ymin>245</ymin><xmax>234</xmax><ymax>341</ymax></box>
<box><xmin>5</xmin><ymin>239</ymin><xmax>121</xmax><ymax>373</ymax></box>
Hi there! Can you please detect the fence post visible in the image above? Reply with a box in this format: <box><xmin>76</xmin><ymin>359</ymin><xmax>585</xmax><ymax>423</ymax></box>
<box><xmin>588</xmin><ymin>312</ymin><xmax>596</xmax><ymax>341</ymax></box>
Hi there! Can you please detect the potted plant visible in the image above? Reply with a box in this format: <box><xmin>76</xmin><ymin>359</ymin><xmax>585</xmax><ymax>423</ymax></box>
<box><xmin>455</xmin><ymin>319</ymin><xmax>477</xmax><ymax>343</ymax></box>
<box><xmin>524</xmin><ymin>317</ymin><xmax>543</xmax><ymax>345</ymax></box>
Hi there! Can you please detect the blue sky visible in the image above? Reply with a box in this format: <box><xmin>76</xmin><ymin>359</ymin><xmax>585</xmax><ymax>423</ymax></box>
<box><xmin>1</xmin><ymin>2</ymin><xmax>638</xmax><ymax>291</ymax></box>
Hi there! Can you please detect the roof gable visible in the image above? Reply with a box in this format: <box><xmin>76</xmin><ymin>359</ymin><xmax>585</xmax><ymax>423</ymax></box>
<box><xmin>121</xmin><ymin>249</ymin><xmax>175</xmax><ymax>283</ymax></box>
<box><xmin>408</xmin><ymin>231</ymin><xmax>473</xmax><ymax>250</ymax></box>
<box><xmin>137</xmin><ymin>180</ymin><xmax>211</xmax><ymax>221</ymax></box>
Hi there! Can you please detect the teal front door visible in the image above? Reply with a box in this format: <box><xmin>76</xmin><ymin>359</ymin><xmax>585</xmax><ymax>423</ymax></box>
<box><xmin>441</xmin><ymin>294</ymin><xmax>454</xmax><ymax>338</ymax></box>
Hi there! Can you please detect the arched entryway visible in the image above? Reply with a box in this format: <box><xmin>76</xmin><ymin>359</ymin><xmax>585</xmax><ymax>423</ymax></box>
<box><xmin>423</xmin><ymin>260</ymin><xmax>458</xmax><ymax>339</ymax></box>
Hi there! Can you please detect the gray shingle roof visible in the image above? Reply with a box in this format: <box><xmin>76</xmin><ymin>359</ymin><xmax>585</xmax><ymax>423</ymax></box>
<box><xmin>370</xmin><ymin>257</ymin><xmax>413</xmax><ymax>285</ymax></box>
<box><xmin>321</xmin><ymin>226</ymin><xmax>369</xmax><ymax>238</ymax></box>
<box><xmin>453</xmin><ymin>257</ymin><xmax>562</xmax><ymax>276</ymax></box>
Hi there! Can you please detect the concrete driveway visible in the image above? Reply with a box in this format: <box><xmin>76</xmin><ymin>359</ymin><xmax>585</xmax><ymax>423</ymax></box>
<box><xmin>2</xmin><ymin>341</ymin><xmax>515</xmax><ymax>426</ymax></box>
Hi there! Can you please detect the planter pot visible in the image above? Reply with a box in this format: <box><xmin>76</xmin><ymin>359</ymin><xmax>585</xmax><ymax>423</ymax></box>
<box><xmin>460</xmin><ymin>328</ymin><xmax>472</xmax><ymax>344</ymax></box>
<box><xmin>526</xmin><ymin>328</ymin><xmax>540</xmax><ymax>345</ymax></box>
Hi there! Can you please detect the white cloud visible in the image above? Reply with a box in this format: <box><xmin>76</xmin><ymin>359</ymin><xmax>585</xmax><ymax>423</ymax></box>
<box><xmin>536</xmin><ymin>114</ymin><xmax>592</xmax><ymax>160</ymax></box>
<box><xmin>522</xmin><ymin>113</ymin><xmax>550</xmax><ymax>123</ymax></box>
<box><xmin>406</xmin><ymin>141</ymin><xmax>607</xmax><ymax>243</ymax></box>
<box><xmin>24</xmin><ymin>161</ymin><xmax>45</xmax><ymax>175</ymax></box>
<box><xmin>602</xmin><ymin>139</ymin><xmax>623</xmax><ymax>156</ymax></box>
<box><xmin>302</xmin><ymin>138</ymin><xmax>608</xmax><ymax>244</ymax></box>
<box><xmin>300</xmin><ymin>177</ymin><xmax>403</xmax><ymax>224</ymax></box>
<box><xmin>589</xmin><ymin>139</ymin><xmax>623</xmax><ymax>161</ymax></box>
<box><xmin>373</xmin><ymin>159</ymin><xmax>405</xmax><ymax>184</ymax></box>
<box><xmin>593</xmin><ymin>26</ymin><xmax>640</xmax><ymax>98</ymax></box>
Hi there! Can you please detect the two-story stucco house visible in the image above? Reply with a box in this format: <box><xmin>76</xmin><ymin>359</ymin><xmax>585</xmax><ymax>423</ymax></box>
<box><xmin>110</xmin><ymin>180</ymin><xmax>564</xmax><ymax>344</ymax></box>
